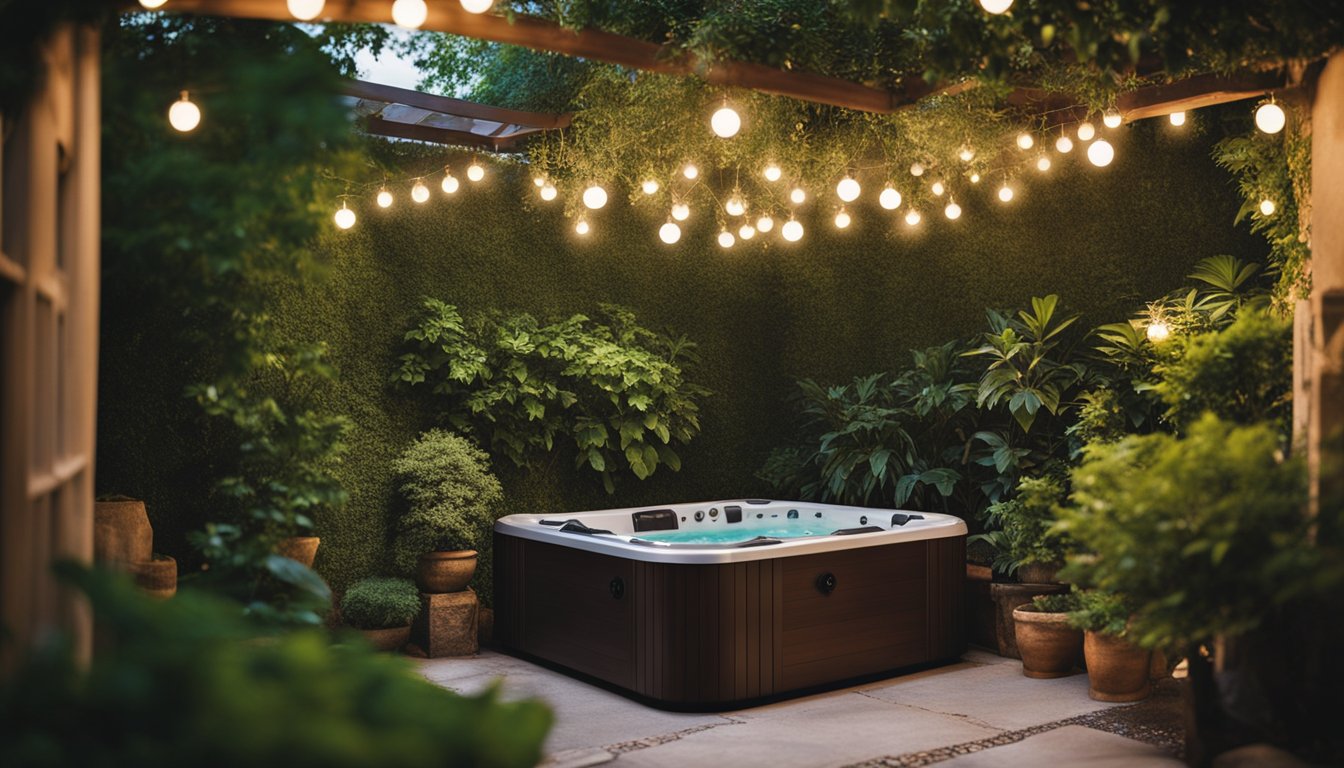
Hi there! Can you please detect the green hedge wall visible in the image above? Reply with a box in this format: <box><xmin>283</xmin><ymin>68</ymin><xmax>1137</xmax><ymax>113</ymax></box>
<box><xmin>100</xmin><ymin>119</ymin><xmax>1264</xmax><ymax>595</ymax></box>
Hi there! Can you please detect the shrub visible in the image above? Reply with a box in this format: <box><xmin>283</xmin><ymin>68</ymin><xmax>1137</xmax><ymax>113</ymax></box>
<box><xmin>1156</xmin><ymin>307</ymin><xmax>1291</xmax><ymax>430</ymax></box>
<box><xmin>392</xmin><ymin>430</ymin><xmax>503</xmax><ymax>574</ymax></box>
<box><xmin>341</xmin><ymin>577</ymin><xmax>421</xmax><ymax>630</ymax></box>
<box><xmin>1027</xmin><ymin>591</ymin><xmax>1081</xmax><ymax>614</ymax></box>
<box><xmin>970</xmin><ymin>472</ymin><xmax>1070</xmax><ymax>577</ymax></box>
<box><xmin>1066</xmin><ymin>589</ymin><xmax>1133</xmax><ymax>635</ymax></box>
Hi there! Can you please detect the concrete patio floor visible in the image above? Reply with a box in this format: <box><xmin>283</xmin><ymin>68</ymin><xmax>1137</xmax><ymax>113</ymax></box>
<box><xmin>418</xmin><ymin>648</ymin><xmax>1185</xmax><ymax>768</ymax></box>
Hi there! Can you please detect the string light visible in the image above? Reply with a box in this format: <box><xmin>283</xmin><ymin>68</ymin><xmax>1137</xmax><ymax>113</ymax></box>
<box><xmin>334</xmin><ymin>202</ymin><xmax>356</xmax><ymax>230</ymax></box>
<box><xmin>139</xmin><ymin>0</ymin><xmax>168</xmax><ymax>8</ymax></box>
<box><xmin>539</xmin><ymin>183</ymin><xmax>557</xmax><ymax>201</ymax></box>
<box><xmin>725</xmin><ymin>193</ymin><xmax>746</xmax><ymax>217</ymax></box>
<box><xmin>944</xmin><ymin>200</ymin><xmax>962</xmax><ymax>220</ymax></box>
<box><xmin>739</xmin><ymin>224</ymin><xmax>756</xmax><ymax>240</ymax></box>
<box><xmin>718</xmin><ymin>229</ymin><xmax>736</xmax><ymax>248</ymax></box>
<box><xmin>533</xmin><ymin>176</ymin><xmax>546</xmax><ymax>187</ymax></box>
<box><xmin>287</xmin><ymin>0</ymin><xmax>325</xmax><ymax>20</ymax></box>
<box><xmin>756</xmin><ymin>215</ymin><xmax>774</xmax><ymax>233</ymax></box>
<box><xmin>1016</xmin><ymin>132</ymin><xmax>1034</xmax><ymax>150</ymax></box>
<box><xmin>879</xmin><ymin>185</ymin><xmax>902</xmax><ymax>210</ymax></box>
<box><xmin>998</xmin><ymin>184</ymin><xmax>1014</xmax><ymax>203</ymax></box>
<box><xmin>460</xmin><ymin>0</ymin><xmax>494</xmax><ymax>12</ymax></box>
<box><xmin>441</xmin><ymin>171</ymin><xmax>459</xmax><ymax>194</ymax></box>
<box><xmin>979</xmin><ymin>0</ymin><xmax>1013</xmax><ymax>13</ymax></box>
<box><xmin>836</xmin><ymin>176</ymin><xmax>861</xmax><ymax>202</ymax></box>
<box><xmin>1255</xmin><ymin>100</ymin><xmax>1286</xmax><ymax>134</ymax></box>
<box><xmin>683</xmin><ymin>163</ymin><xmax>699</xmax><ymax>180</ymax></box>
<box><xmin>970</xmin><ymin>173</ymin><xmax>981</xmax><ymax>184</ymax></box>
<box><xmin>1087</xmin><ymin>139</ymin><xmax>1115</xmax><ymax>167</ymax></box>
<box><xmin>641</xmin><ymin>179</ymin><xmax>660</xmax><ymax>195</ymax></box>
<box><xmin>659</xmin><ymin>221</ymin><xmax>682</xmax><ymax>244</ymax></box>
<box><xmin>959</xmin><ymin>147</ymin><xmax>975</xmax><ymax>162</ymax></box>
<box><xmin>168</xmin><ymin>91</ymin><xmax>201</xmax><ymax>132</ymax></box>
<box><xmin>411</xmin><ymin>179</ymin><xmax>430</xmax><ymax>203</ymax></box>
<box><xmin>582</xmin><ymin>184</ymin><xmax>608</xmax><ymax>209</ymax></box>
<box><xmin>1056</xmin><ymin>134</ymin><xmax>1074</xmax><ymax>153</ymax></box>
<box><xmin>930</xmin><ymin>180</ymin><xmax>945</xmax><ymax>196</ymax></box>
<box><xmin>391</xmin><ymin>0</ymin><xmax>428</xmax><ymax>28</ymax></box>
<box><xmin>910</xmin><ymin>162</ymin><xmax>925</xmax><ymax>177</ymax></box>
<box><xmin>575</xmin><ymin>217</ymin><xmax>590</xmax><ymax>236</ymax></box>
<box><xmin>1103</xmin><ymin>109</ymin><xmax>1123</xmax><ymax>129</ymax></box>
<box><xmin>1036</xmin><ymin>155</ymin><xmax>1051</xmax><ymax>172</ymax></box>
<box><xmin>671</xmin><ymin>202</ymin><xmax>690</xmax><ymax>221</ymax></box>
<box><xmin>1169</xmin><ymin>111</ymin><xmax>1187</xmax><ymax>127</ymax></box>
<box><xmin>710</xmin><ymin>104</ymin><xmax>742</xmax><ymax>138</ymax></box>
<box><xmin>834</xmin><ymin>208</ymin><xmax>852</xmax><ymax>229</ymax></box>
<box><xmin>763</xmin><ymin>164</ymin><xmax>783</xmax><ymax>182</ymax></box>
<box><xmin>789</xmin><ymin>187</ymin><xmax>806</xmax><ymax>205</ymax></box>
<box><xmin>1146</xmin><ymin>320</ymin><xmax>1170</xmax><ymax>342</ymax></box>
<box><xmin>467</xmin><ymin>160</ymin><xmax>485</xmax><ymax>182</ymax></box>
<box><xmin>904</xmin><ymin>209</ymin><xmax>922</xmax><ymax>226</ymax></box>
<box><xmin>377</xmin><ymin>188</ymin><xmax>393</xmax><ymax>208</ymax></box>
<box><xmin>1259</xmin><ymin>199</ymin><xmax>1277</xmax><ymax>216</ymax></box>
<box><xmin>781</xmin><ymin>218</ymin><xmax>804</xmax><ymax>242</ymax></box>
<box><xmin>1076</xmin><ymin>121</ymin><xmax>1096</xmax><ymax>141</ymax></box>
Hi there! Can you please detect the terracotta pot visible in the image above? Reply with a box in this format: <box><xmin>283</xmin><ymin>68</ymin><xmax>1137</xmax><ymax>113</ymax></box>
<box><xmin>358</xmin><ymin>625</ymin><xmax>412</xmax><ymax>652</ymax></box>
<box><xmin>1085</xmin><ymin>630</ymin><xmax>1152</xmax><ymax>702</ymax></box>
<box><xmin>417</xmin><ymin>550</ymin><xmax>477</xmax><ymax>593</ymax></box>
<box><xmin>990</xmin><ymin>582</ymin><xmax>1069</xmax><ymax>659</ymax></box>
<box><xmin>1016</xmin><ymin>562</ymin><xmax>1063</xmax><ymax>585</ymax></box>
<box><xmin>94</xmin><ymin>498</ymin><xmax>154</xmax><ymax>568</ymax></box>
<box><xmin>275</xmin><ymin>536</ymin><xmax>321</xmax><ymax>568</ymax></box>
<box><xmin>130</xmin><ymin>555</ymin><xmax>177</xmax><ymax>600</ymax></box>
<box><xmin>1013</xmin><ymin>607</ymin><xmax>1083</xmax><ymax>678</ymax></box>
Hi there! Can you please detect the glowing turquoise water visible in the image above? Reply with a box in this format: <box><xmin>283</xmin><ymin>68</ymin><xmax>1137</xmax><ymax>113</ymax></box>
<box><xmin>637</xmin><ymin>523</ymin><xmax>825</xmax><ymax>545</ymax></box>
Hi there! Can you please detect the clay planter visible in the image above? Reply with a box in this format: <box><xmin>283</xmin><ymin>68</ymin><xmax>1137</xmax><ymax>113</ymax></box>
<box><xmin>418</xmin><ymin>550</ymin><xmax>477</xmax><ymax>593</ymax></box>
<box><xmin>1013</xmin><ymin>606</ymin><xmax>1083</xmax><ymax>678</ymax></box>
<box><xmin>990</xmin><ymin>582</ymin><xmax>1069</xmax><ymax>659</ymax></box>
<box><xmin>1084</xmin><ymin>630</ymin><xmax>1152</xmax><ymax>702</ymax></box>
<box><xmin>130</xmin><ymin>555</ymin><xmax>177</xmax><ymax>600</ymax></box>
<box><xmin>1016</xmin><ymin>562</ymin><xmax>1063</xmax><ymax>585</ymax></box>
<box><xmin>358</xmin><ymin>625</ymin><xmax>412</xmax><ymax>652</ymax></box>
<box><xmin>275</xmin><ymin>536</ymin><xmax>321</xmax><ymax>568</ymax></box>
<box><xmin>94</xmin><ymin>498</ymin><xmax>153</xmax><ymax>568</ymax></box>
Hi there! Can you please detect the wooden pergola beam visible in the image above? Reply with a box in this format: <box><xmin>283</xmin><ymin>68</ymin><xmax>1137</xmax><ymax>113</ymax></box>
<box><xmin>1115</xmin><ymin>71</ymin><xmax>1284</xmax><ymax>121</ymax></box>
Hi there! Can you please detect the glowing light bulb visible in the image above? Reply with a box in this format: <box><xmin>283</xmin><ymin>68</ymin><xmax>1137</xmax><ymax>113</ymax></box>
<box><xmin>959</xmin><ymin>147</ymin><xmax>975</xmax><ymax>162</ymax></box>
<box><xmin>460</xmin><ymin>0</ymin><xmax>494</xmax><ymax>13</ymax></box>
<box><xmin>1169</xmin><ymin>111</ymin><xmax>1187</xmax><ymax>127</ymax></box>
<box><xmin>970</xmin><ymin>173</ymin><xmax>981</xmax><ymax>184</ymax></box>
<box><xmin>904</xmin><ymin>209</ymin><xmax>922</xmax><ymax>226</ymax></box>
<box><xmin>725</xmin><ymin>195</ymin><xmax>746</xmax><ymax>217</ymax></box>
<box><xmin>1146</xmin><ymin>321</ymin><xmax>1170</xmax><ymax>342</ymax></box>
<box><xmin>334</xmin><ymin>203</ymin><xmax>356</xmax><ymax>230</ymax></box>
<box><xmin>641</xmin><ymin>179</ymin><xmax>660</xmax><ymax>195</ymax></box>
<box><xmin>998</xmin><ymin>184</ymin><xmax>1014</xmax><ymax>203</ymax></box>
<box><xmin>377</xmin><ymin>188</ymin><xmax>393</xmax><ymax>208</ymax></box>
<box><xmin>441</xmin><ymin>173</ymin><xmax>459</xmax><ymax>194</ymax></box>
<box><xmin>575</xmin><ymin>218</ymin><xmax>590</xmax><ymax>236</ymax></box>
<box><xmin>763</xmin><ymin>164</ymin><xmax>782</xmax><ymax>182</ymax></box>
<box><xmin>287</xmin><ymin>0</ymin><xmax>325</xmax><ymax>20</ymax></box>
<box><xmin>533</xmin><ymin>176</ymin><xmax>546</xmax><ymax>187</ymax></box>
<box><xmin>671</xmin><ymin>202</ymin><xmax>690</xmax><ymax>221</ymax></box>
<box><xmin>391</xmin><ymin>0</ymin><xmax>428</xmax><ymax>28</ymax></box>
<box><xmin>1260</xmin><ymin>199</ymin><xmax>1276</xmax><ymax>216</ymax></box>
<box><xmin>931</xmin><ymin>180</ymin><xmax>946</xmax><ymax>196</ymax></box>
<box><xmin>582</xmin><ymin>184</ymin><xmax>608</xmax><ymax>210</ymax></box>
<box><xmin>139</xmin><ymin>0</ymin><xmax>168</xmax><ymax>8</ymax></box>
<box><xmin>168</xmin><ymin>91</ymin><xmax>201</xmax><ymax>132</ymax></box>
<box><xmin>944</xmin><ymin>201</ymin><xmax>962</xmax><ymax>220</ymax></box>
<box><xmin>836</xmin><ymin>176</ymin><xmax>861</xmax><ymax>202</ymax></box>
<box><xmin>1056</xmin><ymin>135</ymin><xmax>1074</xmax><ymax>153</ymax></box>
<box><xmin>834</xmin><ymin>209</ymin><xmax>852</xmax><ymax>229</ymax></box>
<box><xmin>1087</xmin><ymin>139</ymin><xmax>1115</xmax><ymax>167</ymax></box>
<box><xmin>659</xmin><ymin>221</ymin><xmax>681</xmax><ymax>244</ymax></box>
<box><xmin>718</xmin><ymin>230</ymin><xmax>736</xmax><ymax>248</ymax></box>
<box><xmin>910</xmin><ymin>162</ymin><xmax>925</xmax><ymax>177</ymax></box>
<box><xmin>879</xmin><ymin>186</ymin><xmax>902</xmax><ymax>210</ymax></box>
<box><xmin>711</xmin><ymin>105</ymin><xmax>741</xmax><ymax>138</ymax></box>
<box><xmin>467</xmin><ymin>161</ymin><xmax>485</xmax><ymax>182</ymax></box>
<box><xmin>739</xmin><ymin>224</ymin><xmax>756</xmax><ymax>240</ymax></box>
<box><xmin>1255</xmin><ymin>102</ymin><xmax>1286</xmax><ymax>134</ymax></box>
<box><xmin>683</xmin><ymin>163</ymin><xmax>699</xmax><ymax>180</ymax></box>
<box><xmin>1036</xmin><ymin>156</ymin><xmax>1051</xmax><ymax>172</ymax></box>
<box><xmin>756</xmin><ymin>215</ymin><xmax>774</xmax><ymax>233</ymax></box>
<box><xmin>1076</xmin><ymin>121</ymin><xmax>1096</xmax><ymax>141</ymax></box>
<box><xmin>539</xmin><ymin>184</ymin><xmax>557</xmax><ymax>201</ymax></box>
<box><xmin>790</xmin><ymin>187</ymin><xmax>806</xmax><ymax>205</ymax></box>
<box><xmin>1016</xmin><ymin>132</ymin><xmax>1034</xmax><ymax>150</ymax></box>
<box><xmin>411</xmin><ymin>180</ymin><xmax>430</xmax><ymax>203</ymax></box>
<box><xmin>1103</xmin><ymin>109</ymin><xmax>1123</xmax><ymax>128</ymax></box>
<box><xmin>979</xmin><ymin>0</ymin><xmax>1013</xmax><ymax>14</ymax></box>
<box><xmin>781</xmin><ymin>219</ymin><xmax>804</xmax><ymax>242</ymax></box>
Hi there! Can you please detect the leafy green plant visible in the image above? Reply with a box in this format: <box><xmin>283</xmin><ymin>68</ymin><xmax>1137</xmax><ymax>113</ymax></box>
<box><xmin>1027</xmin><ymin>591</ymin><xmax>1082</xmax><ymax>614</ymax></box>
<box><xmin>1066</xmin><ymin>589</ymin><xmax>1134</xmax><ymax>636</ymax></box>
<box><xmin>970</xmin><ymin>473</ymin><xmax>1070</xmax><ymax>577</ymax></box>
<box><xmin>0</xmin><ymin>564</ymin><xmax>551</xmax><ymax>768</ymax></box>
<box><xmin>394</xmin><ymin>300</ymin><xmax>708</xmax><ymax>493</ymax></box>
<box><xmin>341</xmin><ymin>577</ymin><xmax>422</xmax><ymax>630</ymax></box>
<box><xmin>391</xmin><ymin>430</ymin><xmax>503</xmax><ymax>574</ymax></box>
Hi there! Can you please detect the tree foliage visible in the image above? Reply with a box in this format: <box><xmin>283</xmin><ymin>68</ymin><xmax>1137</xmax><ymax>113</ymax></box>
<box><xmin>391</xmin><ymin>430</ymin><xmax>503</xmax><ymax>572</ymax></box>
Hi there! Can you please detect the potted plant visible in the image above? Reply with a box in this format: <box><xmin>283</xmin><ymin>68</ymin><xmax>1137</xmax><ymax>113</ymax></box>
<box><xmin>1066</xmin><ymin>590</ymin><xmax>1151</xmax><ymax>701</ymax></box>
<box><xmin>392</xmin><ymin>429</ymin><xmax>504</xmax><ymax>593</ymax></box>
<box><xmin>130</xmin><ymin>554</ymin><xmax>178</xmax><ymax>600</ymax></box>
<box><xmin>1013</xmin><ymin>591</ymin><xmax>1083</xmax><ymax>678</ymax></box>
<box><xmin>341</xmin><ymin>577</ymin><xmax>422</xmax><ymax>651</ymax></box>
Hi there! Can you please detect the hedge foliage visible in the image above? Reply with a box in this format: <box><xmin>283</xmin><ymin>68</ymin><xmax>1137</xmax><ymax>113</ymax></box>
<box><xmin>340</xmin><ymin>577</ymin><xmax>422</xmax><ymax>630</ymax></box>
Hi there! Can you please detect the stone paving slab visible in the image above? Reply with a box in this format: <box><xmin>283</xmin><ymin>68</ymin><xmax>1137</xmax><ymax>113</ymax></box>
<box><xmin>935</xmin><ymin>725</ymin><xmax>1182</xmax><ymax>767</ymax></box>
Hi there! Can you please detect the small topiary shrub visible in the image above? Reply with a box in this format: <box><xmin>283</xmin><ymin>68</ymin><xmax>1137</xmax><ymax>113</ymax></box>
<box><xmin>341</xmin><ymin>577</ymin><xmax>421</xmax><ymax>630</ymax></box>
<box><xmin>1026</xmin><ymin>591</ymin><xmax>1081</xmax><ymax>614</ymax></box>
<box><xmin>392</xmin><ymin>430</ymin><xmax>503</xmax><ymax>574</ymax></box>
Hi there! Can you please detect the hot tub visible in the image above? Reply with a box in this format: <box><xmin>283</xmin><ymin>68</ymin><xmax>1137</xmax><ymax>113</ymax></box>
<box><xmin>494</xmin><ymin>499</ymin><xmax>967</xmax><ymax>709</ymax></box>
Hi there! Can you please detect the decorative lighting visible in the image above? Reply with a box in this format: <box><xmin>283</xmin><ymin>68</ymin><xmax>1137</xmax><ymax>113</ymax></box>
<box><xmin>879</xmin><ymin>185</ymin><xmax>902</xmax><ymax>210</ymax></box>
<box><xmin>1169</xmin><ymin>111</ymin><xmax>1187</xmax><ymax>127</ymax></box>
<box><xmin>1259</xmin><ymin>199</ymin><xmax>1277</xmax><ymax>216</ymax></box>
<box><xmin>834</xmin><ymin>208</ymin><xmax>852</xmax><ymax>229</ymax></box>
<box><xmin>391</xmin><ymin>0</ymin><xmax>428</xmax><ymax>28</ymax></box>
<box><xmin>998</xmin><ymin>184</ymin><xmax>1014</xmax><ymax>203</ymax></box>
<box><xmin>725</xmin><ymin>194</ymin><xmax>747</xmax><ymax>217</ymax></box>
<box><xmin>411</xmin><ymin>179</ymin><xmax>430</xmax><ymax>203</ymax></box>
<box><xmin>1146</xmin><ymin>321</ymin><xmax>1170</xmax><ymax>343</ymax></box>
<box><xmin>1055</xmin><ymin>135</ymin><xmax>1074</xmax><ymax>153</ymax></box>
<box><xmin>710</xmin><ymin>104</ymin><xmax>742</xmax><ymax>139</ymax></box>
<box><xmin>1016</xmin><ymin>132</ymin><xmax>1035</xmax><ymax>150</ymax></box>
<box><xmin>1103</xmin><ymin>109</ymin><xmax>1123</xmax><ymax>129</ymax></box>
<box><xmin>904</xmin><ymin>209</ymin><xmax>922</xmax><ymax>226</ymax></box>
<box><xmin>930</xmin><ymin>180</ymin><xmax>946</xmax><ymax>196</ymax></box>
<box><xmin>910</xmin><ymin>162</ymin><xmax>925</xmax><ymax>177</ymax></box>
<box><xmin>970</xmin><ymin>173</ymin><xmax>981</xmax><ymax>184</ymax></box>
<box><xmin>467</xmin><ymin>160</ymin><xmax>485</xmax><ymax>182</ymax></box>
<box><xmin>836</xmin><ymin>176</ymin><xmax>861</xmax><ymax>202</ymax></box>
<box><xmin>671</xmin><ymin>202</ymin><xmax>690</xmax><ymax>221</ymax></box>
<box><xmin>287</xmin><ymin>0</ymin><xmax>325</xmax><ymax>20</ymax></box>
<box><xmin>533</xmin><ymin>176</ymin><xmax>546</xmax><ymax>187</ymax></box>
<box><xmin>1076</xmin><ymin>121</ymin><xmax>1096</xmax><ymax>141</ymax></box>
<box><xmin>959</xmin><ymin>147</ymin><xmax>975</xmax><ymax>162</ymax></box>
<box><xmin>718</xmin><ymin>230</ymin><xmax>736</xmax><ymax>249</ymax></box>
<box><xmin>441</xmin><ymin>172</ymin><xmax>459</xmax><ymax>194</ymax></box>
<box><xmin>376</xmin><ymin>188</ymin><xmax>393</xmax><ymax>208</ymax></box>
<box><xmin>1036</xmin><ymin>156</ymin><xmax>1052</xmax><ymax>172</ymax></box>
<box><xmin>763</xmin><ymin>164</ymin><xmax>783</xmax><ymax>182</ymax></box>
<box><xmin>575</xmin><ymin>218</ymin><xmax>590</xmax><ymax>236</ymax></box>
<box><xmin>334</xmin><ymin>202</ymin><xmax>356</xmax><ymax>230</ymax></box>
<box><xmin>168</xmin><ymin>91</ymin><xmax>201</xmax><ymax>132</ymax></box>
<box><xmin>641</xmin><ymin>179</ymin><xmax>660</xmax><ymax>195</ymax></box>
<box><xmin>683</xmin><ymin>163</ymin><xmax>699</xmax><ymax>180</ymax></box>
<box><xmin>460</xmin><ymin>0</ymin><xmax>494</xmax><ymax>12</ymax></box>
<box><xmin>756</xmin><ymin>215</ymin><xmax>774</xmax><ymax>233</ymax></box>
<box><xmin>582</xmin><ymin>184</ymin><xmax>608</xmax><ymax>210</ymax></box>
<box><xmin>139</xmin><ymin>0</ymin><xmax>168</xmax><ymax>8</ymax></box>
<box><xmin>1087</xmin><ymin>139</ymin><xmax>1115</xmax><ymax>167</ymax></box>
<box><xmin>539</xmin><ymin>183</ymin><xmax>557</xmax><ymax>201</ymax></box>
<box><xmin>781</xmin><ymin>218</ymin><xmax>804</xmax><ymax>242</ymax></box>
<box><xmin>1255</xmin><ymin>101</ymin><xmax>1286</xmax><ymax>134</ymax></box>
<box><xmin>659</xmin><ymin>221</ymin><xmax>682</xmax><ymax>244</ymax></box>
<box><xmin>789</xmin><ymin>187</ymin><xmax>806</xmax><ymax>205</ymax></box>
<box><xmin>739</xmin><ymin>224</ymin><xmax>756</xmax><ymax>240</ymax></box>
<box><xmin>944</xmin><ymin>200</ymin><xmax>962</xmax><ymax>220</ymax></box>
<box><xmin>979</xmin><ymin>0</ymin><xmax>1014</xmax><ymax>14</ymax></box>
